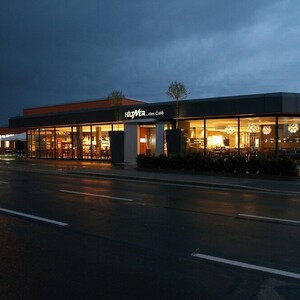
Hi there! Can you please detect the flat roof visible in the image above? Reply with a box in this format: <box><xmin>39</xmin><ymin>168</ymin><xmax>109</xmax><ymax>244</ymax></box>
<box><xmin>9</xmin><ymin>92</ymin><xmax>300</xmax><ymax>129</ymax></box>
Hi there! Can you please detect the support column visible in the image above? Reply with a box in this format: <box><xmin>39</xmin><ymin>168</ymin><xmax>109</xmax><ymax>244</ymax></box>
<box><xmin>124</xmin><ymin>123</ymin><xmax>138</xmax><ymax>163</ymax></box>
<box><xmin>156</xmin><ymin>122</ymin><xmax>164</xmax><ymax>156</ymax></box>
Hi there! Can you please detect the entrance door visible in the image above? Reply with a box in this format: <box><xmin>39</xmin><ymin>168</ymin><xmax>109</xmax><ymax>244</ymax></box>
<box><xmin>139</xmin><ymin>125</ymin><xmax>156</xmax><ymax>155</ymax></box>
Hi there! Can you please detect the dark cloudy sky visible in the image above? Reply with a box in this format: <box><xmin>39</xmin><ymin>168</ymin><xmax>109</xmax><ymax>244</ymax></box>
<box><xmin>1</xmin><ymin>0</ymin><xmax>300</xmax><ymax>125</ymax></box>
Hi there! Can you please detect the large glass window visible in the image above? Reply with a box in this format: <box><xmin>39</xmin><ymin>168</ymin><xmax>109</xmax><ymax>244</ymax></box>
<box><xmin>27</xmin><ymin>129</ymin><xmax>39</xmax><ymax>158</ymax></box>
<box><xmin>184</xmin><ymin>117</ymin><xmax>277</xmax><ymax>157</ymax></box>
<box><xmin>206</xmin><ymin>118</ymin><xmax>238</xmax><ymax>157</ymax></box>
<box><xmin>240</xmin><ymin>117</ymin><xmax>276</xmax><ymax>157</ymax></box>
<box><xmin>185</xmin><ymin>120</ymin><xmax>205</xmax><ymax>153</ymax></box>
<box><xmin>139</xmin><ymin>124</ymin><xmax>156</xmax><ymax>156</ymax></box>
<box><xmin>278</xmin><ymin>117</ymin><xmax>300</xmax><ymax>155</ymax></box>
<box><xmin>56</xmin><ymin>127</ymin><xmax>72</xmax><ymax>158</ymax></box>
<box><xmin>92</xmin><ymin>124</ymin><xmax>111</xmax><ymax>159</ymax></box>
<box><xmin>71</xmin><ymin>124</ymin><xmax>112</xmax><ymax>160</ymax></box>
<box><xmin>81</xmin><ymin>125</ymin><xmax>92</xmax><ymax>159</ymax></box>
<box><xmin>39</xmin><ymin>128</ymin><xmax>55</xmax><ymax>158</ymax></box>
<box><xmin>113</xmin><ymin>123</ymin><xmax>124</xmax><ymax>131</ymax></box>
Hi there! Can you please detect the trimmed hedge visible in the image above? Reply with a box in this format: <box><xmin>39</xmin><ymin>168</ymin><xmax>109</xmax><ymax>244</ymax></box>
<box><xmin>136</xmin><ymin>153</ymin><xmax>298</xmax><ymax>176</ymax></box>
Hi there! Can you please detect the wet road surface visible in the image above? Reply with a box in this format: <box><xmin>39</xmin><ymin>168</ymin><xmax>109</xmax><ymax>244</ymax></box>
<box><xmin>1</xmin><ymin>160</ymin><xmax>300</xmax><ymax>299</ymax></box>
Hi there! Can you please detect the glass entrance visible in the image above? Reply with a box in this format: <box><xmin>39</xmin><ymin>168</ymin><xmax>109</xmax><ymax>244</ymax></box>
<box><xmin>139</xmin><ymin>124</ymin><xmax>156</xmax><ymax>155</ymax></box>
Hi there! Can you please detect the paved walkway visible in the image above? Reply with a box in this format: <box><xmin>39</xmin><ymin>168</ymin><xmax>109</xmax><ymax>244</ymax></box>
<box><xmin>1</xmin><ymin>156</ymin><xmax>300</xmax><ymax>194</ymax></box>
<box><xmin>73</xmin><ymin>164</ymin><xmax>300</xmax><ymax>195</ymax></box>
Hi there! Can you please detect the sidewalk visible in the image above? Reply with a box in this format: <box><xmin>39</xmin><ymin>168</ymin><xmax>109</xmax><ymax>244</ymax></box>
<box><xmin>1</xmin><ymin>156</ymin><xmax>300</xmax><ymax>195</ymax></box>
<box><xmin>64</xmin><ymin>161</ymin><xmax>300</xmax><ymax>195</ymax></box>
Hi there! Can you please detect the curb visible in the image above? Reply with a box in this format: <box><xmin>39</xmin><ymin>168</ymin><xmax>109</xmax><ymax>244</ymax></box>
<box><xmin>70</xmin><ymin>171</ymin><xmax>300</xmax><ymax>195</ymax></box>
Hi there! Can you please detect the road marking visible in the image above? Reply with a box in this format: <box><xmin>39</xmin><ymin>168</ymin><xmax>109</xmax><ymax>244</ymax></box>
<box><xmin>238</xmin><ymin>214</ymin><xmax>300</xmax><ymax>225</ymax></box>
<box><xmin>0</xmin><ymin>181</ymin><xmax>8</xmax><ymax>184</ymax></box>
<box><xmin>0</xmin><ymin>208</ymin><xmax>68</xmax><ymax>226</ymax></box>
<box><xmin>191</xmin><ymin>252</ymin><xmax>300</xmax><ymax>280</ymax></box>
<box><xmin>59</xmin><ymin>189</ymin><xmax>134</xmax><ymax>202</ymax></box>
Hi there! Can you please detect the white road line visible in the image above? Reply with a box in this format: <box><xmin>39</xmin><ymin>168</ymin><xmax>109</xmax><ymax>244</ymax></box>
<box><xmin>60</xmin><ymin>189</ymin><xmax>134</xmax><ymax>202</ymax></box>
<box><xmin>0</xmin><ymin>208</ymin><xmax>68</xmax><ymax>226</ymax></box>
<box><xmin>191</xmin><ymin>252</ymin><xmax>300</xmax><ymax>280</ymax></box>
<box><xmin>238</xmin><ymin>213</ymin><xmax>300</xmax><ymax>225</ymax></box>
<box><xmin>0</xmin><ymin>181</ymin><xmax>8</xmax><ymax>184</ymax></box>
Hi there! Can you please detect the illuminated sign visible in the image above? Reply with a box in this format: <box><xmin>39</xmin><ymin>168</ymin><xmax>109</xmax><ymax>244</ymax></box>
<box><xmin>124</xmin><ymin>109</ymin><xmax>164</xmax><ymax>120</ymax></box>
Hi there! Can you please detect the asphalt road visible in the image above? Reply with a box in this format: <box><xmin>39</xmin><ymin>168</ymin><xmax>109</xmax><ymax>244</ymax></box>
<box><xmin>1</xmin><ymin>160</ymin><xmax>300</xmax><ymax>299</ymax></box>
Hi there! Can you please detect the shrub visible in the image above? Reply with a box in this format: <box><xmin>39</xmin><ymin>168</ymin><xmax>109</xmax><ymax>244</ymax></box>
<box><xmin>181</xmin><ymin>153</ymin><xmax>195</xmax><ymax>170</ymax></box>
<box><xmin>270</xmin><ymin>157</ymin><xmax>298</xmax><ymax>176</ymax></box>
<box><xmin>247</xmin><ymin>156</ymin><xmax>260</xmax><ymax>174</ymax></box>
<box><xmin>224</xmin><ymin>156</ymin><xmax>235</xmax><ymax>173</ymax></box>
<box><xmin>136</xmin><ymin>153</ymin><xmax>298</xmax><ymax>176</ymax></box>
<box><xmin>211</xmin><ymin>157</ymin><xmax>225</xmax><ymax>172</ymax></box>
<box><xmin>234</xmin><ymin>155</ymin><xmax>247</xmax><ymax>173</ymax></box>
<box><xmin>256</xmin><ymin>156</ymin><xmax>270</xmax><ymax>175</ymax></box>
<box><xmin>202</xmin><ymin>155</ymin><xmax>214</xmax><ymax>171</ymax></box>
<box><xmin>168</xmin><ymin>154</ymin><xmax>184</xmax><ymax>169</ymax></box>
<box><xmin>224</xmin><ymin>155</ymin><xmax>247</xmax><ymax>173</ymax></box>
<box><xmin>136</xmin><ymin>154</ymin><xmax>148</xmax><ymax>168</ymax></box>
<box><xmin>157</xmin><ymin>154</ymin><xmax>169</xmax><ymax>169</ymax></box>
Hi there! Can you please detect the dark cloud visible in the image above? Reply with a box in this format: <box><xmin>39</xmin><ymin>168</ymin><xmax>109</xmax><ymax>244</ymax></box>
<box><xmin>1</xmin><ymin>0</ymin><xmax>300</xmax><ymax>124</ymax></box>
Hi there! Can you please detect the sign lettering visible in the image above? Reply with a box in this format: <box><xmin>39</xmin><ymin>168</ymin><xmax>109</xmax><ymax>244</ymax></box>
<box><xmin>124</xmin><ymin>109</ymin><xmax>164</xmax><ymax>120</ymax></box>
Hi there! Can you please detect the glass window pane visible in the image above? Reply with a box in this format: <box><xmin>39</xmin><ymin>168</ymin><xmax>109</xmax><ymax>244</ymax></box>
<box><xmin>278</xmin><ymin>117</ymin><xmax>300</xmax><ymax>156</ymax></box>
<box><xmin>92</xmin><ymin>125</ymin><xmax>111</xmax><ymax>160</ymax></box>
<box><xmin>28</xmin><ymin>129</ymin><xmax>39</xmax><ymax>158</ymax></box>
<box><xmin>81</xmin><ymin>126</ymin><xmax>91</xmax><ymax>159</ymax></box>
<box><xmin>56</xmin><ymin>127</ymin><xmax>72</xmax><ymax>159</ymax></box>
<box><xmin>185</xmin><ymin>120</ymin><xmax>205</xmax><ymax>153</ymax></box>
<box><xmin>39</xmin><ymin>128</ymin><xmax>54</xmax><ymax>158</ymax></box>
<box><xmin>240</xmin><ymin>116</ymin><xmax>276</xmax><ymax>157</ymax></box>
<box><xmin>113</xmin><ymin>123</ymin><xmax>123</xmax><ymax>131</ymax></box>
<box><xmin>206</xmin><ymin>118</ymin><xmax>238</xmax><ymax>157</ymax></box>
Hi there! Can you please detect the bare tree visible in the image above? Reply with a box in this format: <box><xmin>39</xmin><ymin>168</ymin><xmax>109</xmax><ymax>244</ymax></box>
<box><xmin>107</xmin><ymin>90</ymin><xmax>125</xmax><ymax>130</ymax></box>
<box><xmin>166</xmin><ymin>81</ymin><xmax>187</xmax><ymax>129</ymax></box>
<box><xmin>107</xmin><ymin>90</ymin><xmax>125</xmax><ymax>106</ymax></box>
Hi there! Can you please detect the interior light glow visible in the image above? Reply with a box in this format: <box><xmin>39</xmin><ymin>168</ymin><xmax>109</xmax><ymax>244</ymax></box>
<box><xmin>207</xmin><ymin>135</ymin><xmax>224</xmax><ymax>147</ymax></box>
<box><xmin>262</xmin><ymin>126</ymin><xmax>271</xmax><ymax>135</ymax></box>
<box><xmin>288</xmin><ymin>123</ymin><xmax>299</xmax><ymax>133</ymax></box>
<box><xmin>224</xmin><ymin>126</ymin><xmax>235</xmax><ymax>134</ymax></box>
<box><xmin>247</xmin><ymin>123</ymin><xmax>258</xmax><ymax>133</ymax></box>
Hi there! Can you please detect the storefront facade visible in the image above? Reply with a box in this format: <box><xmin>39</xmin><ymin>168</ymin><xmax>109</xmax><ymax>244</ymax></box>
<box><xmin>9</xmin><ymin>92</ymin><xmax>300</xmax><ymax>162</ymax></box>
<box><xmin>26</xmin><ymin>124</ymin><xmax>122</xmax><ymax>159</ymax></box>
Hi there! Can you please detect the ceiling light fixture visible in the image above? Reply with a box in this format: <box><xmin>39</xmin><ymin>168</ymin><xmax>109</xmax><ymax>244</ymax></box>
<box><xmin>288</xmin><ymin>123</ymin><xmax>299</xmax><ymax>133</ymax></box>
<box><xmin>247</xmin><ymin>123</ymin><xmax>258</xmax><ymax>133</ymax></box>
<box><xmin>224</xmin><ymin>126</ymin><xmax>235</xmax><ymax>134</ymax></box>
<box><xmin>262</xmin><ymin>126</ymin><xmax>271</xmax><ymax>135</ymax></box>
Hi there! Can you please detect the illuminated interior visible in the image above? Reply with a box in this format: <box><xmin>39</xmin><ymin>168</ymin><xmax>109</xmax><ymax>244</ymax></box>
<box><xmin>183</xmin><ymin>116</ymin><xmax>295</xmax><ymax>156</ymax></box>
<box><xmin>139</xmin><ymin>124</ymin><xmax>156</xmax><ymax>156</ymax></box>
<box><xmin>26</xmin><ymin>116</ymin><xmax>300</xmax><ymax>160</ymax></box>
<box><xmin>27</xmin><ymin>123</ymin><xmax>121</xmax><ymax>160</ymax></box>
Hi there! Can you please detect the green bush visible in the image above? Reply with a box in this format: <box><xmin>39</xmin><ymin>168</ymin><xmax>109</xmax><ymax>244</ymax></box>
<box><xmin>136</xmin><ymin>154</ymin><xmax>148</xmax><ymax>168</ymax></box>
<box><xmin>157</xmin><ymin>154</ymin><xmax>169</xmax><ymax>169</ymax></box>
<box><xmin>211</xmin><ymin>157</ymin><xmax>225</xmax><ymax>172</ymax></box>
<box><xmin>247</xmin><ymin>156</ymin><xmax>260</xmax><ymax>174</ymax></box>
<box><xmin>256</xmin><ymin>156</ymin><xmax>270</xmax><ymax>175</ymax></box>
<box><xmin>136</xmin><ymin>153</ymin><xmax>298</xmax><ymax>176</ymax></box>
<box><xmin>270</xmin><ymin>157</ymin><xmax>298</xmax><ymax>176</ymax></box>
<box><xmin>234</xmin><ymin>155</ymin><xmax>247</xmax><ymax>173</ymax></box>
<box><xmin>224</xmin><ymin>156</ymin><xmax>247</xmax><ymax>173</ymax></box>
<box><xmin>168</xmin><ymin>154</ymin><xmax>184</xmax><ymax>169</ymax></box>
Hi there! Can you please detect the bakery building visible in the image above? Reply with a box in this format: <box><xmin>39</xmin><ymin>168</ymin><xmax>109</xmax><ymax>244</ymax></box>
<box><xmin>9</xmin><ymin>92</ymin><xmax>300</xmax><ymax>163</ymax></box>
